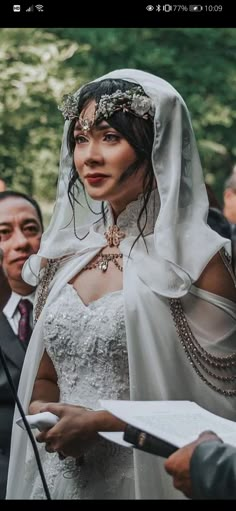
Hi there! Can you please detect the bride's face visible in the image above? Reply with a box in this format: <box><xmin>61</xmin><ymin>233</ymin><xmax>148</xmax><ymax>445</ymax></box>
<box><xmin>73</xmin><ymin>101</ymin><xmax>146</xmax><ymax>217</ymax></box>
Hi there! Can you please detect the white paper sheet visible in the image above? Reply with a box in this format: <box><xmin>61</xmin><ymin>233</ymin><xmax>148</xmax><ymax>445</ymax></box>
<box><xmin>99</xmin><ymin>400</ymin><xmax>236</xmax><ymax>448</ymax></box>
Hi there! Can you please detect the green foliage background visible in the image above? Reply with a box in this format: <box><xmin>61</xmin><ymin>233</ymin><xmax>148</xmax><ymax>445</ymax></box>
<box><xmin>1</xmin><ymin>28</ymin><xmax>236</xmax><ymax>211</ymax></box>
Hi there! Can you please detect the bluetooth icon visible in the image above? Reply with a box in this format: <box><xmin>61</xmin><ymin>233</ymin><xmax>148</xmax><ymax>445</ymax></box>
<box><xmin>156</xmin><ymin>4</ymin><xmax>161</xmax><ymax>11</ymax></box>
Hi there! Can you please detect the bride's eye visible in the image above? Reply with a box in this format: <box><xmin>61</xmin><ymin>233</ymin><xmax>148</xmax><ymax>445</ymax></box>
<box><xmin>104</xmin><ymin>133</ymin><xmax>120</xmax><ymax>142</ymax></box>
<box><xmin>74</xmin><ymin>135</ymin><xmax>88</xmax><ymax>144</ymax></box>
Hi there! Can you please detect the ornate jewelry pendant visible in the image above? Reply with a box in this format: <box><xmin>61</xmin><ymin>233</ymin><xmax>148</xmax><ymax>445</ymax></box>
<box><xmin>104</xmin><ymin>225</ymin><xmax>125</xmax><ymax>247</ymax></box>
<box><xmin>79</xmin><ymin>116</ymin><xmax>94</xmax><ymax>132</ymax></box>
<box><xmin>99</xmin><ymin>260</ymin><xmax>108</xmax><ymax>272</ymax></box>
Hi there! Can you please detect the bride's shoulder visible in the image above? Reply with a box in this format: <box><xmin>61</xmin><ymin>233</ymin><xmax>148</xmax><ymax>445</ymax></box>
<box><xmin>194</xmin><ymin>250</ymin><xmax>236</xmax><ymax>303</ymax></box>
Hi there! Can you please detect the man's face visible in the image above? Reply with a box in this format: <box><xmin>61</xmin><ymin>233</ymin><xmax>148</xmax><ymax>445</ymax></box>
<box><xmin>224</xmin><ymin>188</ymin><xmax>236</xmax><ymax>224</ymax></box>
<box><xmin>0</xmin><ymin>197</ymin><xmax>42</xmax><ymax>290</ymax></box>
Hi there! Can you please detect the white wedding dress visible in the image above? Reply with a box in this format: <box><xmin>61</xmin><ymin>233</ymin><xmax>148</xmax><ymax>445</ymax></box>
<box><xmin>7</xmin><ymin>197</ymin><xmax>236</xmax><ymax>499</ymax></box>
<box><xmin>26</xmin><ymin>284</ymin><xmax>134</xmax><ymax>499</ymax></box>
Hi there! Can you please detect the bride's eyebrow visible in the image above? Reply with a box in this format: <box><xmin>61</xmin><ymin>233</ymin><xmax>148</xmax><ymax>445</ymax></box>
<box><xmin>96</xmin><ymin>123</ymin><xmax>112</xmax><ymax>131</ymax></box>
<box><xmin>74</xmin><ymin>121</ymin><xmax>112</xmax><ymax>133</ymax></box>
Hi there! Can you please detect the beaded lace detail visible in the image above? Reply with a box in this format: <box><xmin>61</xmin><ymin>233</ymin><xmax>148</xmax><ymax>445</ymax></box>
<box><xmin>34</xmin><ymin>258</ymin><xmax>61</xmax><ymax>324</ymax></box>
<box><xmin>169</xmin><ymin>249</ymin><xmax>236</xmax><ymax>396</ymax></box>
<box><xmin>27</xmin><ymin>285</ymin><xmax>134</xmax><ymax>499</ymax></box>
<box><xmin>96</xmin><ymin>188</ymin><xmax>160</xmax><ymax>240</ymax></box>
<box><xmin>34</xmin><ymin>189</ymin><xmax>160</xmax><ymax>322</ymax></box>
<box><xmin>44</xmin><ymin>286</ymin><xmax>129</xmax><ymax>405</ymax></box>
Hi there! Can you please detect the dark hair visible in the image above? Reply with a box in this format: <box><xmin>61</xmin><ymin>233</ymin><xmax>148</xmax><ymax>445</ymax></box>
<box><xmin>205</xmin><ymin>183</ymin><xmax>222</xmax><ymax>210</ymax></box>
<box><xmin>224</xmin><ymin>166</ymin><xmax>236</xmax><ymax>191</ymax></box>
<box><xmin>0</xmin><ymin>190</ymin><xmax>44</xmax><ymax>230</ymax></box>
<box><xmin>67</xmin><ymin>79</ymin><xmax>155</xmax><ymax>247</ymax></box>
<box><xmin>207</xmin><ymin>207</ymin><xmax>231</xmax><ymax>240</ymax></box>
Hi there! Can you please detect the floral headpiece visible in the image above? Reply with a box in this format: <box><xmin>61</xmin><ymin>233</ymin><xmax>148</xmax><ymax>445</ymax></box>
<box><xmin>58</xmin><ymin>86</ymin><xmax>154</xmax><ymax>130</ymax></box>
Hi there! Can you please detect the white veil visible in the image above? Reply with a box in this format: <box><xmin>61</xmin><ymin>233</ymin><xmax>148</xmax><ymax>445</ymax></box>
<box><xmin>7</xmin><ymin>69</ymin><xmax>231</xmax><ymax>500</ymax></box>
<box><xmin>23</xmin><ymin>68</ymin><xmax>230</xmax><ymax>296</ymax></box>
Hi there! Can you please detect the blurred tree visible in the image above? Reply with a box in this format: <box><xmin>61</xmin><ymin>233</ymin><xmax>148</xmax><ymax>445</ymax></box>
<box><xmin>1</xmin><ymin>28</ymin><xmax>236</xmax><ymax>205</ymax></box>
<box><xmin>48</xmin><ymin>28</ymin><xmax>236</xmax><ymax>202</ymax></box>
<box><xmin>0</xmin><ymin>28</ymin><xmax>85</xmax><ymax>200</ymax></box>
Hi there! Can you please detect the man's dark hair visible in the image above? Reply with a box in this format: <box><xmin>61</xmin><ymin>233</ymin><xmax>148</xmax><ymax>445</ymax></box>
<box><xmin>0</xmin><ymin>191</ymin><xmax>44</xmax><ymax>230</ymax></box>
<box><xmin>224</xmin><ymin>166</ymin><xmax>236</xmax><ymax>191</ymax></box>
<box><xmin>207</xmin><ymin>207</ymin><xmax>231</xmax><ymax>240</ymax></box>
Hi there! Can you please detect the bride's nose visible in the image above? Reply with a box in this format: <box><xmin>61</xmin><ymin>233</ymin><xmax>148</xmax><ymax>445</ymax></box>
<box><xmin>84</xmin><ymin>141</ymin><xmax>104</xmax><ymax>166</ymax></box>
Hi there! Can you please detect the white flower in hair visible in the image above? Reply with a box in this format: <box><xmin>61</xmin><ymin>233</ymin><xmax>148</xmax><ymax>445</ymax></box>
<box><xmin>58</xmin><ymin>93</ymin><xmax>80</xmax><ymax>121</ymax></box>
<box><xmin>58</xmin><ymin>86</ymin><xmax>154</xmax><ymax>123</ymax></box>
<box><xmin>131</xmin><ymin>93</ymin><xmax>154</xmax><ymax>118</ymax></box>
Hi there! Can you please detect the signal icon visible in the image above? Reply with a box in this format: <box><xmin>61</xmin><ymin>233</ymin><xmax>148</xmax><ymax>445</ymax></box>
<box><xmin>35</xmin><ymin>4</ymin><xmax>44</xmax><ymax>11</ymax></box>
<box><xmin>26</xmin><ymin>5</ymin><xmax>34</xmax><ymax>11</ymax></box>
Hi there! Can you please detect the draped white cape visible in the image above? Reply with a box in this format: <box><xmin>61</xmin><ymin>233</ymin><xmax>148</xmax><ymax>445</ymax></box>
<box><xmin>6</xmin><ymin>69</ymin><xmax>234</xmax><ymax>499</ymax></box>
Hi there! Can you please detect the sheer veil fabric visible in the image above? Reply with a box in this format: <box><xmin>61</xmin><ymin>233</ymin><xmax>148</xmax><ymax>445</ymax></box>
<box><xmin>6</xmin><ymin>69</ymin><xmax>232</xmax><ymax>499</ymax></box>
<box><xmin>23</xmin><ymin>68</ymin><xmax>230</xmax><ymax>293</ymax></box>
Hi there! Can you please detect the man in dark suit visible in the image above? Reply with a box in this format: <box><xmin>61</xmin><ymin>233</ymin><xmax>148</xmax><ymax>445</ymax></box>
<box><xmin>165</xmin><ymin>430</ymin><xmax>236</xmax><ymax>500</ymax></box>
<box><xmin>0</xmin><ymin>191</ymin><xmax>43</xmax><ymax>499</ymax></box>
<box><xmin>0</xmin><ymin>249</ymin><xmax>11</xmax><ymax>310</ymax></box>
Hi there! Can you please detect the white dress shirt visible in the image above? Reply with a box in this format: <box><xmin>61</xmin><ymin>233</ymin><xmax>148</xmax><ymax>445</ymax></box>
<box><xmin>3</xmin><ymin>292</ymin><xmax>35</xmax><ymax>335</ymax></box>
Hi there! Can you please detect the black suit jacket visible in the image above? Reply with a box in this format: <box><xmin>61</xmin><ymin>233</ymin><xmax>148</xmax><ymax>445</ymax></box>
<box><xmin>0</xmin><ymin>312</ymin><xmax>26</xmax><ymax>499</ymax></box>
<box><xmin>191</xmin><ymin>440</ymin><xmax>236</xmax><ymax>500</ymax></box>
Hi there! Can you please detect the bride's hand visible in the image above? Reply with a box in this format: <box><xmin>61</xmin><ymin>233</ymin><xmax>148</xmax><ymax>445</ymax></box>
<box><xmin>36</xmin><ymin>403</ymin><xmax>125</xmax><ymax>458</ymax></box>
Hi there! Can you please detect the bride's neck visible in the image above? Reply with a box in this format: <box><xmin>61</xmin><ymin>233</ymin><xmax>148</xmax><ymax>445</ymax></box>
<box><xmin>110</xmin><ymin>183</ymin><xmax>157</xmax><ymax>223</ymax></box>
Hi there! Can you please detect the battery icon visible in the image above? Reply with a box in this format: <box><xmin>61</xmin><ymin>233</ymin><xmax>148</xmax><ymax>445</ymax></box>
<box><xmin>189</xmin><ymin>5</ymin><xmax>203</xmax><ymax>11</ymax></box>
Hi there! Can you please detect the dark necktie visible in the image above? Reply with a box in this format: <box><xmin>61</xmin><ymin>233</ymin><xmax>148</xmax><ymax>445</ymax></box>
<box><xmin>18</xmin><ymin>299</ymin><xmax>33</xmax><ymax>344</ymax></box>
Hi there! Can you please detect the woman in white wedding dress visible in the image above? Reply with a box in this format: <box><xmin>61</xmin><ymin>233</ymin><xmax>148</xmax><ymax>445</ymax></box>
<box><xmin>6</xmin><ymin>69</ymin><xmax>236</xmax><ymax>500</ymax></box>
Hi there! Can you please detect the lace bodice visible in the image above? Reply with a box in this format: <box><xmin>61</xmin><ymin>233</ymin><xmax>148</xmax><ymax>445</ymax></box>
<box><xmin>96</xmin><ymin>187</ymin><xmax>160</xmax><ymax>239</ymax></box>
<box><xmin>44</xmin><ymin>284</ymin><xmax>129</xmax><ymax>407</ymax></box>
<box><xmin>29</xmin><ymin>284</ymin><xmax>134</xmax><ymax>499</ymax></box>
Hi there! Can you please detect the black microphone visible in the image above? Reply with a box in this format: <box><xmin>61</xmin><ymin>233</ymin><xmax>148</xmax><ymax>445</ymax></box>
<box><xmin>124</xmin><ymin>423</ymin><xmax>177</xmax><ymax>458</ymax></box>
<box><xmin>0</xmin><ymin>345</ymin><xmax>51</xmax><ymax>500</ymax></box>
